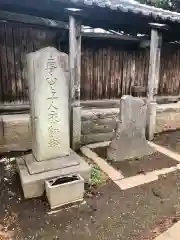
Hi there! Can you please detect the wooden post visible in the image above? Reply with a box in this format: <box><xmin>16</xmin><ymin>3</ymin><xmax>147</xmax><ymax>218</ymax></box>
<box><xmin>69</xmin><ymin>15</ymin><xmax>81</xmax><ymax>150</ymax></box>
<box><xmin>76</xmin><ymin>24</ymin><xmax>81</xmax><ymax>107</ymax></box>
<box><xmin>69</xmin><ymin>15</ymin><xmax>76</xmax><ymax>105</ymax></box>
<box><xmin>147</xmin><ymin>26</ymin><xmax>162</xmax><ymax>101</ymax></box>
<box><xmin>147</xmin><ymin>23</ymin><xmax>165</xmax><ymax>140</ymax></box>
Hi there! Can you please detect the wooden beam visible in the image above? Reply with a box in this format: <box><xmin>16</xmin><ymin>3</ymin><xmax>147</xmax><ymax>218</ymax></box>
<box><xmin>76</xmin><ymin>22</ymin><xmax>81</xmax><ymax>106</ymax></box>
<box><xmin>69</xmin><ymin>15</ymin><xmax>82</xmax><ymax>149</ymax></box>
<box><xmin>81</xmin><ymin>32</ymin><xmax>144</xmax><ymax>42</ymax></box>
<box><xmin>147</xmin><ymin>27</ymin><xmax>162</xmax><ymax>101</ymax></box>
<box><xmin>69</xmin><ymin>15</ymin><xmax>76</xmax><ymax>106</ymax></box>
<box><xmin>69</xmin><ymin>15</ymin><xmax>81</xmax><ymax>106</ymax></box>
<box><xmin>147</xmin><ymin>24</ymin><xmax>164</xmax><ymax>140</ymax></box>
<box><xmin>0</xmin><ymin>10</ymin><xmax>68</xmax><ymax>29</ymax></box>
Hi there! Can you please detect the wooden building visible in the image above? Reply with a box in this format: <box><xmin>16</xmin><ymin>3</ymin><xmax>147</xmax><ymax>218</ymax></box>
<box><xmin>81</xmin><ymin>36</ymin><xmax>180</xmax><ymax>100</ymax></box>
<box><xmin>0</xmin><ymin>0</ymin><xmax>180</xmax><ymax>109</ymax></box>
<box><xmin>0</xmin><ymin>21</ymin><xmax>180</xmax><ymax>109</ymax></box>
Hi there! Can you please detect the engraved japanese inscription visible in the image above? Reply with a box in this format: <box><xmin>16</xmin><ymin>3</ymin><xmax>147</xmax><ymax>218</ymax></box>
<box><xmin>45</xmin><ymin>55</ymin><xmax>61</xmax><ymax>148</ymax></box>
<box><xmin>26</xmin><ymin>47</ymin><xmax>70</xmax><ymax>161</ymax></box>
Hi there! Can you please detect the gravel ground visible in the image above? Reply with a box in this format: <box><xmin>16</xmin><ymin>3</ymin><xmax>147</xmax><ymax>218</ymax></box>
<box><xmin>1</xmin><ymin>159</ymin><xmax>180</xmax><ymax>240</ymax></box>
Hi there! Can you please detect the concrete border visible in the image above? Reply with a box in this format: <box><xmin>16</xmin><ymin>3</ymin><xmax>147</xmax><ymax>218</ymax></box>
<box><xmin>115</xmin><ymin>164</ymin><xmax>180</xmax><ymax>190</ymax></box>
<box><xmin>81</xmin><ymin>141</ymin><xmax>180</xmax><ymax>190</ymax></box>
<box><xmin>80</xmin><ymin>145</ymin><xmax>124</xmax><ymax>181</ymax></box>
<box><xmin>81</xmin><ymin>141</ymin><xmax>180</xmax><ymax>239</ymax></box>
<box><xmin>86</xmin><ymin>141</ymin><xmax>110</xmax><ymax>149</ymax></box>
<box><xmin>148</xmin><ymin>141</ymin><xmax>180</xmax><ymax>162</ymax></box>
<box><xmin>154</xmin><ymin>220</ymin><xmax>180</xmax><ymax>240</ymax></box>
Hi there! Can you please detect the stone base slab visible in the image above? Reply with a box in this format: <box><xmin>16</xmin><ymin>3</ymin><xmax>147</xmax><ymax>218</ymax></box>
<box><xmin>25</xmin><ymin>150</ymin><xmax>80</xmax><ymax>174</ymax></box>
<box><xmin>16</xmin><ymin>154</ymin><xmax>91</xmax><ymax>199</ymax></box>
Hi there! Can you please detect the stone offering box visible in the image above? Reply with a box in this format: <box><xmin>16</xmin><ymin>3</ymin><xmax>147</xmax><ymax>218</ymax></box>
<box><xmin>45</xmin><ymin>174</ymin><xmax>84</xmax><ymax>209</ymax></box>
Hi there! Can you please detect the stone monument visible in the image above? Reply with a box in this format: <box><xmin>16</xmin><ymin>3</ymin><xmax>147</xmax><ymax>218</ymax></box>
<box><xmin>16</xmin><ymin>47</ymin><xmax>90</xmax><ymax>199</ymax></box>
<box><xmin>107</xmin><ymin>95</ymin><xmax>155</xmax><ymax>161</ymax></box>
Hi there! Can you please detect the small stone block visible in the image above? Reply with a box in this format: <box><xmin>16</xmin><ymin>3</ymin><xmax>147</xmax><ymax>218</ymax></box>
<box><xmin>45</xmin><ymin>174</ymin><xmax>84</xmax><ymax>209</ymax></box>
<box><xmin>115</xmin><ymin>173</ymin><xmax>158</xmax><ymax>190</ymax></box>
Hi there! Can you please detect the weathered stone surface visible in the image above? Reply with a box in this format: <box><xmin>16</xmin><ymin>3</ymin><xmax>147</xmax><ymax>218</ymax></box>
<box><xmin>82</xmin><ymin>120</ymin><xmax>116</xmax><ymax>135</ymax></box>
<box><xmin>107</xmin><ymin>95</ymin><xmax>155</xmax><ymax>161</ymax></box>
<box><xmin>81</xmin><ymin>132</ymin><xmax>115</xmax><ymax>145</ymax></box>
<box><xmin>16</xmin><ymin>47</ymin><xmax>91</xmax><ymax>199</ymax></box>
<box><xmin>1</xmin><ymin>104</ymin><xmax>180</xmax><ymax>153</ymax></box>
<box><xmin>45</xmin><ymin>175</ymin><xmax>84</xmax><ymax>209</ymax></box>
<box><xmin>156</xmin><ymin>105</ymin><xmax>180</xmax><ymax>133</ymax></box>
<box><xmin>25</xmin><ymin>149</ymin><xmax>80</xmax><ymax>174</ymax></box>
<box><xmin>81</xmin><ymin>108</ymin><xmax>119</xmax><ymax>121</ymax></box>
<box><xmin>2</xmin><ymin>114</ymin><xmax>31</xmax><ymax>151</ymax></box>
<box><xmin>146</xmin><ymin>102</ymin><xmax>157</xmax><ymax>140</ymax></box>
<box><xmin>72</xmin><ymin>106</ymin><xmax>81</xmax><ymax>150</ymax></box>
<box><xmin>26</xmin><ymin>47</ymin><xmax>70</xmax><ymax>161</ymax></box>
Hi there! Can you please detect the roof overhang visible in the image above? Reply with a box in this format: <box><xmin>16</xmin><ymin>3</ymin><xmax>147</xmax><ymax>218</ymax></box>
<box><xmin>0</xmin><ymin>0</ymin><xmax>180</xmax><ymax>41</ymax></box>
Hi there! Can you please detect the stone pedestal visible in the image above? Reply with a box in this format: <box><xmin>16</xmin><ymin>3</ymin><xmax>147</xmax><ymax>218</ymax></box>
<box><xmin>17</xmin><ymin>152</ymin><xmax>90</xmax><ymax>199</ymax></box>
<box><xmin>17</xmin><ymin>47</ymin><xmax>90</xmax><ymax>199</ymax></box>
<box><xmin>107</xmin><ymin>95</ymin><xmax>155</xmax><ymax>161</ymax></box>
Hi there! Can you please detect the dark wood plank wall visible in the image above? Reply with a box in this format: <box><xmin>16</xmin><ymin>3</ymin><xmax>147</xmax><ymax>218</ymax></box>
<box><xmin>0</xmin><ymin>23</ymin><xmax>180</xmax><ymax>104</ymax></box>
<box><xmin>0</xmin><ymin>23</ymin><xmax>57</xmax><ymax>104</ymax></box>
<box><xmin>81</xmin><ymin>40</ymin><xmax>180</xmax><ymax>100</ymax></box>
<box><xmin>159</xmin><ymin>45</ymin><xmax>180</xmax><ymax>96</ymax></box>
<box><xmin>81</xmin><ymin>41</ymin><xmax>149</xmax><ymax>100</ymax></box>
<box><xmin>81</xmin><ymin>42</ymin><xmax>150</xmax><ymax>100</ymax></box>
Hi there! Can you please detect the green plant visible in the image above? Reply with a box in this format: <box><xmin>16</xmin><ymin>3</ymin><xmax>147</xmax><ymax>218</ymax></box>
<box><xmin>89</xmin><ymin>166</ymin><xmax>105</xmax><ymax>186</ymax></box>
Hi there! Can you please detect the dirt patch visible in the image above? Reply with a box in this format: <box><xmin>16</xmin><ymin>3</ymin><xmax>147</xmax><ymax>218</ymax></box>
<box><xmin>112</xmin><ymin>152</ymin><xmax>178</xmax><ymax>177</ymax></box>
<box><xmin>93</xmin><ymin>147</ymin><xmax>178</xmax><ymax>177</ymax></box>
<box><xmin>154</xmin><ymin>129</ymin><xmax>180</xmax><ymax>153</ymax></box>
<box><xmin>93</xmin><ymin>147</ymin><xmax>107</xmax><ymax>159</ymax></box>
<box><xmin>1</xmin><ymin>159</ymin><xmax>180</xmax><ymax>239</ymax></box>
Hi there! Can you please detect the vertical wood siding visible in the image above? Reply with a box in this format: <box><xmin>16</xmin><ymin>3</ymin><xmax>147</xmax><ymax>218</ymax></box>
<box><xmin>0</xmin><ymin>25</ymin><xmax>180</xmax><ymax>103</ymax></box>
<box><xmin>81</xmin><ymin>41</ymin><xmax>180</xmax><ymax>100</ymax></box>
<box><xmin>159</xmin><ymin>45</ymin><xmax>180</xmax><ymax>96</ymax></box>
<box><xmin>0</xmin><ymin>23</ymin><xmax>57</xmax><ymax>103</ymax></box>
